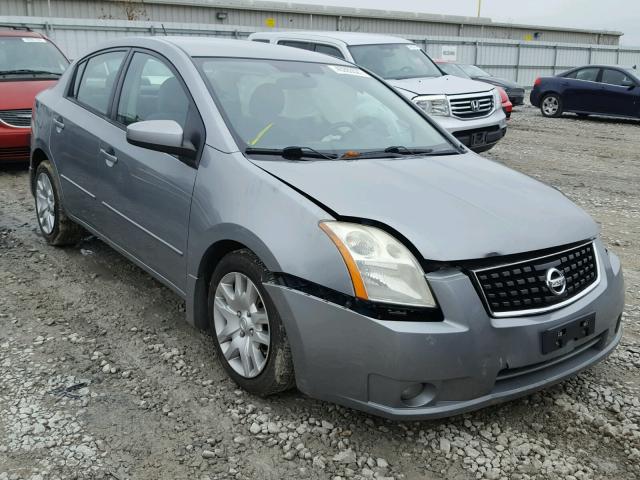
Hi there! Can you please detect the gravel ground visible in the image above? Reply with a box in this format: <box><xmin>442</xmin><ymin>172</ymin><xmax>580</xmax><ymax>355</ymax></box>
<box><xmin>1</xmin><ymin>105</ymin><xmax>639</xmax><ymax>480</ymax></box>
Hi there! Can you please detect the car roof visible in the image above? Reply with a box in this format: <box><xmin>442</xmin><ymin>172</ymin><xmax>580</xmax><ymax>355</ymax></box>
<box><xmin>91</xmin><ymin>36</ymin><xmax>355</xmax><ymax>64</ymax></box>
<box><xmin>0</xmin><ymin>28</ymin><xmax>45</xmax><ymax>38</ymax></box>
<box><xmin>568</xmin><ymin>64</ymin><xmax>633</xmax><ymax>70</ymax></box>
<box><xmin>249</xmin><ymin>31</ymin><xmax>413</xmax><ymax>46</ymax></box>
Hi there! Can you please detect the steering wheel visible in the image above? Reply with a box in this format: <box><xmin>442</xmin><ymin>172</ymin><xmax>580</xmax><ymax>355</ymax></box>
<box><xmin>354</xmin><ymin>116</ymin><xmax>390</xmax><ymax>137</ymax></box>
<box><xmin>327</xmin><ymin>122</ymin><xmax>354</xmax><ymax>137</ymax></box>
<box><xmin>388</xmin><ymin>66</ymin><xmax>414</xmax><ymax>77</ymax></box>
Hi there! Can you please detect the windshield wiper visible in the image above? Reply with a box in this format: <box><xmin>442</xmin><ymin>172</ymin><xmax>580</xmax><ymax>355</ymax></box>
<box><xmin>384</xmin><ymin>146</ymin><xmax>434</xmax><ymax>155</ymax></box>
<box><xmin>245</xmin><ymin>146</ymin><xmax>338</xmax><ymax>160</ymax></box>
<box><xmin>386</xmin><ymin>146</ymin><xmax>464</xmax><ymax>156</ymax></box>
<box><xmin>0</xmin><ymin>69</ymin><xmax>61</xmax><ymax>76</ymax></box>
<box><xmin>340</xmin><ymin>146</ymin><xmax>460</xmax><ymax>159</ymax></box>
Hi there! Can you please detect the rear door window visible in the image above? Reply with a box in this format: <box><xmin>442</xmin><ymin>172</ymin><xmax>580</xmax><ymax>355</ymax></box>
<box><xmin>314</xmin><ymin>44</ymin><xmax>344</xmax><ymax>59</ymax></box>
<box><xmin>75</xmin><ymin>51</ymin><xmax>127</xmax><ymax>115</ymax></box>
<box><xmin>574</xmin><ymin>68</ymin><xmax>600</xmax><ymax>82</ymax></box>
<box><xmin>278</xmin><ymin>40</ymin><xmax>314</xmax><ymax>51</ymax></box>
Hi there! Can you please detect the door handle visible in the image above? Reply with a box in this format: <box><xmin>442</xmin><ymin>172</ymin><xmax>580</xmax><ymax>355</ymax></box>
<box><xmin>52</xmin><ymin>116</ymin><xmax>64</xmax><ymax>131</ymax></box>
<box><xmin>100</xmin><ymin>148</ymin><xmax>118</xmax><ymax>167</ymax></box>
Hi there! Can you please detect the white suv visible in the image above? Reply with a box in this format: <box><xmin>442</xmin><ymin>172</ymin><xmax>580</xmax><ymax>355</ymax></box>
<box><xmin>249</xmin><ymin>31</ymin><xmax>507</xmax><ymax>152</ymax></box>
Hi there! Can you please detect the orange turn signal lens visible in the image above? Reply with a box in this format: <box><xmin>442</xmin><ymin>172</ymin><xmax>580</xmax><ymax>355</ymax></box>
<box><xmin>319</xmin><ymin>222</ymin><xmax>369</xmax><ymax>300</ymax></box>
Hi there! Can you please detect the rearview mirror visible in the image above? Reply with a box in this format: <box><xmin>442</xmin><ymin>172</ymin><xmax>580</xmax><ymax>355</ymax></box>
<box><xmin>126</xmin><ymin>120</ymin><xmax>197</xmax><ymax>158</ymax></box>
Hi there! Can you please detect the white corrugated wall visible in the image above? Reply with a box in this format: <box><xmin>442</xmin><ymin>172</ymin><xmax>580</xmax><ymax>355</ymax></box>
<box><xmin>1</xmin><ymin>16</ymin><xmax>638</xmax><ymax>85</ymax></box>
<box><xmin>0</xmin><ymin>0</ymin><xmax>623</xmax><ymax>46</ymax></box>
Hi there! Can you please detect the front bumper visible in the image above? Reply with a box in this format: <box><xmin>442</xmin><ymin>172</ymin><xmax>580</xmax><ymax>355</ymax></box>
<box><xmin>432</xmin><ymin>108</ymin><xmax>507</xmax><ymax>151</ymax></box>
<box><xmin>266</xmin><ymin>239</ymin><xmax>624</xmax><ymax>420</ymax></box>
<box><xmin>0</xmin><ymin>124</ymin><xmax>30</xmax><ymax>162</ymax></box>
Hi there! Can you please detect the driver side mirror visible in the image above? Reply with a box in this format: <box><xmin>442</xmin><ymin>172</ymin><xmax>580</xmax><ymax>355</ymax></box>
<box><xmin>126</xmin><ymin>120</ymin><xmax>197</xmax><ymax>159</ymax></box>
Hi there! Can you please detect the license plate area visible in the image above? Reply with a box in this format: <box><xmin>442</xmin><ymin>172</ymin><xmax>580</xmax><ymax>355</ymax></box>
<box><xmin>541</xmin><ymin>313</ymin><xmax>595</xmax><ymax>355</ymax></box>
<box><xmin>471</xmin><ymin>131</ymin><xmax>487</xmax><ymax>146</ymax></box>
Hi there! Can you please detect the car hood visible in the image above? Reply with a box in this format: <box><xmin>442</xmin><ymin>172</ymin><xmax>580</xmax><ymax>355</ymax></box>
<box><xmin>474</xmin><ymin>76</ymin><xmax>522</xmax><ymax>90</ymax></box>
<box><xmin>389</xmin><ymin>75</ymin><xmax>494</xmax><ymax>97</ymax></box>
<box><xmin>252</xmin><ymin>154</ymin><xmax>598</xmax><ymax>261</ymax></box>
<box><xmin>0</xmin><ymin>80</ymin><xmax>57</xmax><ymax>110</ymax></box>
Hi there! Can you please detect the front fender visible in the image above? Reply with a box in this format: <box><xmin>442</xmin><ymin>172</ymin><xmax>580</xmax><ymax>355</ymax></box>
<box><xmin>185</xmin><ymin>148</ymin><xmax>355</xmax><ymax>327</ymax></box>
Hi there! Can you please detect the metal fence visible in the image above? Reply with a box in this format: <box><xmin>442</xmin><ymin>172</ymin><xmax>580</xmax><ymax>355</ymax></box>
<box><xmin>2</xmin><ymin>15</ymin><xmax>640</xmax><ymax>86</ymax></box>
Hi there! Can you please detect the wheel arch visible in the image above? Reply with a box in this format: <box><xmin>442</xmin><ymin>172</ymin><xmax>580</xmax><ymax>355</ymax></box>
<box><xmin>30</xmin><ymin>148</ymin><xmax>50</xmax><ymax>195</ymax></box>
<box><xmin>187</xmin><ymin>231</ymin><xmax>281</xmax><ymax>330</ymax></box>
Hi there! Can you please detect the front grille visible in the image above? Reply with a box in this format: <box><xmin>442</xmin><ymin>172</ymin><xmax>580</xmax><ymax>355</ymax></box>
<box><xmin>450</xmin><ymin>94</ymin><xmax>494</xmax><ymax>119</ymax></box>
<box><xmin>0</xmin><ymin>146</ymin><xmax>30</xmax><ymax>160</ymax></box>
<box><xmin>0</xmin><ymin>109</ymin><xmax>32</xmax><ymax>128</ymax></box>
<box><xmin>472</xmin><ymin>242</ymin><xmax>599</xmax><ymax>317</ymax></box>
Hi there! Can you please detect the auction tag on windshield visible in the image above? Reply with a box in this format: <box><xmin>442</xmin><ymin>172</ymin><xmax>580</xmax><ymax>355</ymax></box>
<box><xmin>22</xmin><ymin>38</ymin><xmax>47</xmax><ymax>42</ymax></box>
<box><xmin>406</xmin><ymin>44</ymin><xmax>421</xmax><ymax>50</ymax></box>
<box><xmin>328</xmin><ymin>65</ymin><xmax>369</xmax><ymax>77</ymax></box>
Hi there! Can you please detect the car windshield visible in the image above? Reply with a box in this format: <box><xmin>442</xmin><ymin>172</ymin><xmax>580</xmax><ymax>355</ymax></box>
<box><xmin>459</xmin><ymin>64</ymin><xmax>491</xmax><ymax>77</ymax></box>
<box><xmin>437</xmin><ymin>62</ymin><xmax>471</xmax><ymax>79</ymax></box>
<box><xmin>348</xmin><ymin>43</ymin><xmax>442</xmax><ymax>80</ymax></box>
<box><xmin>195</xmin><ymin>58</ymin><xmax>451</xmax><ymax>156</ymax></box>
<box><xmin>0</xmin><ymin>37</ymin><xmax>68</xmax><ymax>76</ymax></box>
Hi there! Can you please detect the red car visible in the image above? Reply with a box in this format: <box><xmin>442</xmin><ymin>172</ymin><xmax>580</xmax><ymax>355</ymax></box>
<box><xmin>497</xmin><ymin>87</ymin><xmax>513</xmax><ymax>119</ymax></box>
<box><xmin>0</xmin><ymin>28</ymin><xmax>68</xmax><ymax>162</ymax></box>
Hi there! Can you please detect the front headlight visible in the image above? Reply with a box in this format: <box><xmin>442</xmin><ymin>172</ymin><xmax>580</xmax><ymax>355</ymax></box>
<box><xmin>320</xmin><ymin>221</ymin><xmax>437</xmax><ymax>307</ymax></box>
<box><xmin>412</xmin><ymin>94</ymin><xmax>450</xmax><ymax>116</ymax></box>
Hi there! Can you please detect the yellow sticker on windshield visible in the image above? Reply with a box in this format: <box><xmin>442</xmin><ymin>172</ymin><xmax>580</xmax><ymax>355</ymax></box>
<box><xmin>328</xmin><ymin>65</ymin><xmax>369</xmax><ymax>77</ymax></box>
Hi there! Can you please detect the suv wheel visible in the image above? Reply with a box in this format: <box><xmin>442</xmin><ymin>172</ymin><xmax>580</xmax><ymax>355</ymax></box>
<box><xmin>34</xmin><ymin>161</ymin><xmax>84</xmax><ymax>246</ymax></box>
<box><xmin>208</xmin><ymin>249</ymin><xmax>295</xmax><ymax>395</ymax></box>
<box><xmin>540</xmin><ymin>94</ymin><xmax>563</xmax><ymax>117</ymax></box>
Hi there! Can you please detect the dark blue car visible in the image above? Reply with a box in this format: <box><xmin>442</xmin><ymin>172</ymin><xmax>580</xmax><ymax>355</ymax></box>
<box><xmin>530</xmin><ymin>65</ymin><xmax>639</xmax><ymax>119</ymax></box>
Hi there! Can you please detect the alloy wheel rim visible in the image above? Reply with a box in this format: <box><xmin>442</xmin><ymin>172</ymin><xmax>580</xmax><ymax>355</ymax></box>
<box><xmin>542</xmin><ymin>97</ymin><xmax>558</xmax><ymax>115</ymax></box>
<box><xmin>213</xmin><ymin>272</ymin><xmax>270</xmax><ymax>378</ymax></box>
<box><xmin>35</xmin><ymin>172</ymin><xmax>56</xmax><ymax>235</ymax></box>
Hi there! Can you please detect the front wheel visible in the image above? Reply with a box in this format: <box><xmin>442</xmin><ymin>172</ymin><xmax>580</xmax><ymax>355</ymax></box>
<box><xmin>34</xmin><ymin>161</ymin><xmax>84</xmax><ymax>246</ymax></box>
<box><xmin>208</xmin><ymin>249</ymin><xmax>295</xmax><ymax>395</ymax></box>
<box><xmin>540</xmin><ymin>94</ymin><xmax>563</xmax><ymax>118</ymax></box>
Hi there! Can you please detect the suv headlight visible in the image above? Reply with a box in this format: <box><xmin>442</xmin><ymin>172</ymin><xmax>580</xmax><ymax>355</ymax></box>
<box><xmin>493</xmin><ymin>88</ymin><xmax>501</xmax><ymax>106</ymax></box>
<box><xmin>320</xmin><ymin>221</ymin><xmax>436</xmax><ymax>307</ymax></box>
<box><xmin>412</xmin><ymin>94</ymin><xmax>450</xmax><ymax>116</ymax></box>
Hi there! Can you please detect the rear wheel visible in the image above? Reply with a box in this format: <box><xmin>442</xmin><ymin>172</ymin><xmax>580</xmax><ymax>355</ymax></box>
<box><xmin>34</xmin><ymin>161</ymin><xmax>84</xmax><ymax>246</ymax></box>
<box><xmin>208</xmin><ymin>249</ymin><xmax>295</xmax><ymax>395</ymax></box>
<box><xmin>540</xmin><ymin>94</ymin><xmax>563</xmax><ymax>117</ymax></box>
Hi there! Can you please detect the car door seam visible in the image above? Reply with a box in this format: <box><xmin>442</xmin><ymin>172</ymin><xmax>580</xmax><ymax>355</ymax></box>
<box><xmin>101</xmin><ymin>201</ymin><xmax>184</xmax><ymax>256</ymax></box>
<box><xmin>60</xmin><ymin>174</ymin><xmax>96</xmax><ymax>199</ymax></box>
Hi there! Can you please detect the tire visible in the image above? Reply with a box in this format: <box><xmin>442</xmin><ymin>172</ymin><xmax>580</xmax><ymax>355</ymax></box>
<box><xmin>207</xmin><ymin>249</ymin><xmax>295</xmax><ymax>396</ymax></box>
<box><xmin>34</xmin><ymin>161</ymin><xmax>84</xmax><ymax>246</ymax></box>
<box><xmin>540</xmin><ymin>93</ymin><xmax>563</xmax><ymax>118</ymax></box>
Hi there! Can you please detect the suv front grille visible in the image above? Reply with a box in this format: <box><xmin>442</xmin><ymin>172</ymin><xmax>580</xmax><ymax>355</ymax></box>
<box><xmin>450</xmin><ymin>94</ymin><xmax>494</xmax><ymax>119</ymax></box>
<box><xmin>471</xmin><ymin>241</ymin><xmax>599</xmax><ymax>317</ymax></box>
<box><xmin>0</xmin><ymin>109</ymin><xmax>32</xmax><ymax>128</ymax></box>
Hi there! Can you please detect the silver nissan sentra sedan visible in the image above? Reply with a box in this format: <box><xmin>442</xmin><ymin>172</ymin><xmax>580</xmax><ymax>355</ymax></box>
<box><xmin>31</xmin><ymin>37</ymin><xmax>624</xmax><ymax>420</ymax></box>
